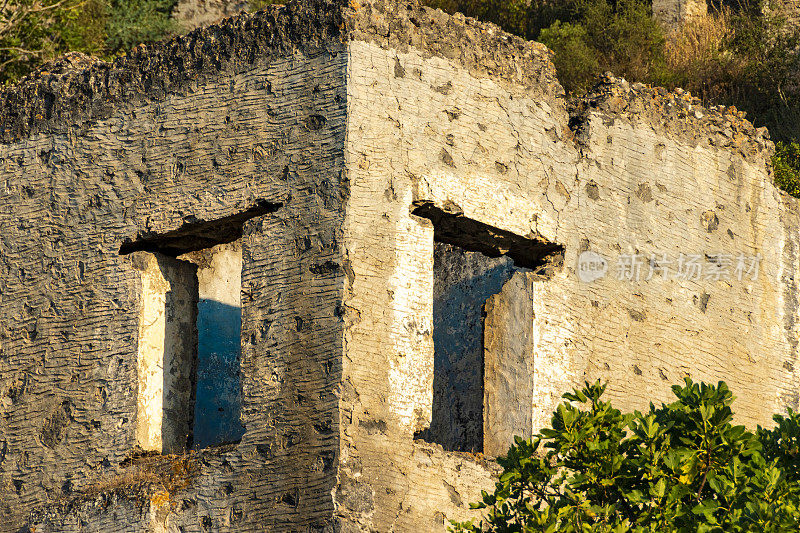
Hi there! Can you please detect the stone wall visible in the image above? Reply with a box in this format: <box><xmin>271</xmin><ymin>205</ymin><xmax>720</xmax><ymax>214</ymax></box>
<box><xmin>653</xmin><ymin>0</ymin><xmax>707</xmax><ymax>26</ymax></box>
<box><xmin>0</xmin><ymin>2</ymin><xmax>349</xmax><ymax>530</ymax></box>
<box><xmin>337</xmin><ymin>3</ymin><xmax>791</xmax><ymax>526</ymax></box>
<box><xmin>1</xmin><ymin>0</ymin><xmax>798</xmax><ymax>531</ymax></box>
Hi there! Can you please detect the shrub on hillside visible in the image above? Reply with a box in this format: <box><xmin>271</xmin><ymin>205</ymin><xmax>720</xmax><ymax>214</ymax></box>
<box><xmin>451</xmin><ymin>379</ymin><xmax>800</xmax><ymax>532</ymax></box>
<box><xmin>772</xmin><ymin>141</ymin><xmax>800</xmax><ymax>198</ymax></box>
<box><xmin>538</xmin><ymin>0</ymin><xmax>667</xmax><ymax>95</ymax></box>
<box><xmin>104</xmin><ymin>0</ymin><xmax>178</xmax><ymax>55</ymax></box>
<box><xmin>423</xmin><ymin>0</ymin><xmax>531</xmax><ymax>37</ymax></box>
<box><xmin>0</xmin><ymin>0</ymin><xmax>178</xmax><ymax>83</ymax></box>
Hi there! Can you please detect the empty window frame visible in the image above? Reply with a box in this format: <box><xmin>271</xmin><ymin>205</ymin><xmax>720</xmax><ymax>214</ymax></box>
<box><xmin>123</xmin><ymin>202</ymin><xmax>279</xmax><ymax>452</ymax></box>
<box><xmin>411</xmin><ymin>202</ymin><xmax>562</xmax><ymax>454</ymax></box>
<box><xmin>427</xmin><ymin>242</ymin><xmax>519</xmax><ymax>452</ymax></box>
<box><xmin>181</xmin><ymin>242</ymin><xmax>244</xmax><ymax>449</ymax></box>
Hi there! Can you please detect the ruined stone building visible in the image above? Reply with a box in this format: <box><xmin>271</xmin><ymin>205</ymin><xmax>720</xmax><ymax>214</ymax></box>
<box><xmin>0</xmin><ymin>0</ymin><xmax>795</xmax><ymax>530</ymax></box>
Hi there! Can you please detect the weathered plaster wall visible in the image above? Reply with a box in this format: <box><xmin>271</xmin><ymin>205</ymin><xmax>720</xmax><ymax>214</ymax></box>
<box><xmin>0</xmin><ymin>3</ymin><xmax>349</xmax><ymax>529</ymax></box>
<box><xmin>338</xmin><ymin>27</ymin><xmax>571</xmax><ymax>528</ymax></box>
<box><xmin>550</xmin><ymin>81</ymin><xmax>790</xmax><ymax>430</ymax></box>
<box><xmin>5</xmin><ymin>0</ymin><xmax>800</xmax><ymax>531</ymax></box>
<box><xmin>339</xmin><ymin>10</ymin><xmax>791</xmax><ymax>527</ymax></box>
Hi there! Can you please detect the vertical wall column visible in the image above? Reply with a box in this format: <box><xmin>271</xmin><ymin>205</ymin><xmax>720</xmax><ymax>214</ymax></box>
<box><xmin>132</xmin><ymin>252</ymin><xmax>198</xmax><ymax>454</ymax></box>
<box><xmin>483</xmin><ymin>272</ymin><xmax>536</xmax><ymax>457</ymax></box>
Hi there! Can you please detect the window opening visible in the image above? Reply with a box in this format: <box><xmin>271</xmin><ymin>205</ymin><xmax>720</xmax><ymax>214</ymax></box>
<box><xmin>411</xmin><ymin>202</ymin><xmax>562</xmax><ymax>453</ymax></box>
<box><xmin>123</xmin><ymin>202</ymin><xmax>278</xmax><ymax>452</ymax></box>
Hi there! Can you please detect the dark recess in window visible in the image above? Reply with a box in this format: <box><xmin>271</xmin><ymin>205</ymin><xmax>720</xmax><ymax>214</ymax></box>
<box><xmin>411</xmin><ymin>200</ymin><xmax>564</xmax><ymax>270</ymax></box>
<box><xmin>119</xmin><ymin>199</ymin><xmax>281</xmax><ymax>256</ymax></box>
<box><xmin>125</xmin><ymin>205</ymin><xmax>279</xmax><ymax>452</ymax></box>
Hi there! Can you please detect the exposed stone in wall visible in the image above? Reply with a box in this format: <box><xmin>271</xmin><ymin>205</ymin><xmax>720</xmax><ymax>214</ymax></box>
<box><xmin>570</xmin><ymin>74</ymin><xmax>772</xmax><ymax>161</ymax></box>
<box><xmin>653</xmin><ymin>0</ymin><xmax>707</xmax><ymax>27</ymax></box>
<box><xmin>172</xmin><ymin>0</ymin><xmax>248</xmax><ymax>31</ymax></box>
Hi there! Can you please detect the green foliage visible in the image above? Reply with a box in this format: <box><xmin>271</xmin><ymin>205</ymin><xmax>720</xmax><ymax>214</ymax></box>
<box><xmin>423</xmin><ymin>0</ymin><xmax>666</xmax><ymax>95</ymax></box>
<box><xmin>452</xmin><ymin>379</ymin><xmax>800</xmax><ymax>532</ymax></box>
<box><xmin>57</xmin><ymin>0</ymin><xmax>109</xmax><ymax>56</ymax></box>
<box><xmin>760</xmin><ymin>408</ymin><xmax>800</xmax><ymax>483</ymax></box>
<box><xmin>710</xmin><ymin>3</ymin><xmax>800</xmax><ymax>142</ymax></box>
<box><xmin>423</xmin><ymin>0</ymin><xmax>530</xmax><ymax>37</ymax></box>
<box><xmin>537</xmin><ymin>0</ymin><xmax>666</xmax><ymax>95</ymax></box>
<box><xmin>0</xmin><ymin>0</ymin><xmax>82</xmax><ymax>82</ymax></box>
<box><xmin>104</xmin><ymin>0</ymin><xmax>177</xmax><ymax>56</ymax></box>
<box><xmin>538</xmin><ymin>21</ymin><xmax>598</xmax><ymax>92</ymax></box>
<box><xmin>0</xmin><ymin>0</ymin><xmax>178</xmax><ymax>84</ymax></box>
<box><xmin>772</xmin><ymin>141</ymin><xmax>800</xmax><ymax>198</ymax></box>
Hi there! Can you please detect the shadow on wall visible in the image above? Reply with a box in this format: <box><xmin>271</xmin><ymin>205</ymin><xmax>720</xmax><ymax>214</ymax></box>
<box><xmin>193</xmin><ymin>299</ymin><xmax>245</xmax><ymax>449</ymax></box>
<box><xmin>417</xmin><ymin>243</ymin><xmax>523</xmax><ymax>453</ymax></box>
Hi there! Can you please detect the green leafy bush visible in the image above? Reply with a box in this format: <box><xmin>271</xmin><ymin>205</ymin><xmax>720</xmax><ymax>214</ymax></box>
<box><xmin>772</xmin><ymin>141</ymin><xmax>800</xmax><ymax>198</ymax></box>
<box><xmin>423</xmin><ymin>0</ymin><xmax>530</xmax><ymax>37</ymax></box>
<box><xmin>538</xmin><ymin>21</ymin><xmax>599</xmax><ymax>92</ymax></box>
<box><xmin>452</xmin><ymin>379</ymin><xmax>800</xmax><ymax>532</ymax></box>
<box><xmin>537</xmin><ymin>0</ymin><xmax>666</xmax><ymax>95</ymax></box>
<box><xmin>104</xmin><ymin>0</ymin><xmax>178</xmax><ymax>56</ymax></box>
<box><xmin>0</xmin><ymin>0</ymin><xmax>179</xmax><ymax>84</ymax></box>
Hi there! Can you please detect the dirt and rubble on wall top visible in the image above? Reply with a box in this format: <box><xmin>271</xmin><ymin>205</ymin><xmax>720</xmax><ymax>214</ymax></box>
<box><xmin>570</xmin><ymin>72</ymin><xmax>774</xmax><ymax>163</ymax></box>
<box><xmin>0</xmin><ymin>0</ymin><xmax>777</xmax><ymax>158</ymax></box>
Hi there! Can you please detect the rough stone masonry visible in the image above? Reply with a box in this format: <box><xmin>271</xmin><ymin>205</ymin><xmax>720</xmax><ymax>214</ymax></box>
<box><xmin>0</xmin><ymin>0</ymin><xmax>794</xmax><ymax>530</ymax></box>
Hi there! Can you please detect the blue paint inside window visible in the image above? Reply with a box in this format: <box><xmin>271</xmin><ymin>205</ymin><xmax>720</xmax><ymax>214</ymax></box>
<box><xmin>193</xmin><ymin>299</ymin><xmax>245</xmax><ymax>448</ymax></box>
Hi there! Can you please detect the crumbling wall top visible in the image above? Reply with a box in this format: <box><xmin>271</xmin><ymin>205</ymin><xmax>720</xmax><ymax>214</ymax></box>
<box><xmin>0</xmin><ymin>0</ymin><xmax>564</xmax><ymax>145</ymax></box>
<box><xmin>0</xmin><ymin>0</ymin><xmax>347</xmax><ymax>144</ymax></box>
<box><xmin>343</xmin><ymin>0</ymin><xmax>563</xmax><ymax>101</ymax></box>
<box><xmin>570</xmin><ymin>73</ymin><xmax>774</xmax><ymax>164</ymax></box>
